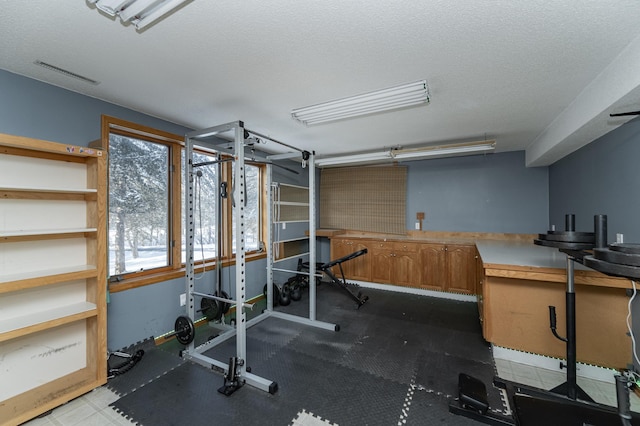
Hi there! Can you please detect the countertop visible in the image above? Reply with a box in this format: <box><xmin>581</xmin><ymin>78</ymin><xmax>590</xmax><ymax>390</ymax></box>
<box><xmin>475</xmin><ymin>239</ymin><xmax>590</xmax><ymax>270</ymax></box>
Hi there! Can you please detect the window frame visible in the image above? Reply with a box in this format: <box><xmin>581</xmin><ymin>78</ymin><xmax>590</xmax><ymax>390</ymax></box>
<box><xmin>98</xmin><ymin>115</ymin><xmax>267</xmax><ymax>293</ymax></box>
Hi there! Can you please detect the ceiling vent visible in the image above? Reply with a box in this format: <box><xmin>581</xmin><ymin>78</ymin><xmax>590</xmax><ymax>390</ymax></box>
<box><xmin>34</xmin><ymin>60</ymin><xmax>100</xmax><ymax>85</ymax></box>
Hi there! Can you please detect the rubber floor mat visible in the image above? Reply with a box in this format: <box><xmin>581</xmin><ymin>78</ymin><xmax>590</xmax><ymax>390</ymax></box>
<box><xmin>110</xmin><ymin>288</ymin><xmax>501</xmax><ymax>425</ymax></box>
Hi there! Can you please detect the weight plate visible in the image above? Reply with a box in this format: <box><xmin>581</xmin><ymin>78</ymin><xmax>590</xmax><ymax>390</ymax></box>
<box><xmin>545</xmin><ymin>230</ymin><xmax>595</xmax><ymax>237</ymax></box>
<box><xmin>175</xmin><ymin>315</ymin><xmax>195</xmax><ymax>345</ymax></box>
<box><xmin>200</xmin><ymin>296</ymin><xmax>220</xmax><ymax>321</ymax></box>
<box><xmin>534</xmin><ymin>239</ymin><xmax>595</xmax><ymax>250</ymax></box>
<box><xmin>584</xmin><ymin>256</ymin><xmax>640</xmax><ymax>280</ymax></box>
<box><xmin>263</xmin><ymin>283</ymin><xmax>280</xmax><ymax>306</ymax></box>
<box><xmin>537</xmin><ymin>232</ymin><xmax>595</xmax><ymax>243</ymax></box>
<box><xmin>593</xmin><ymin>248</ymin><xmax>640</xmax><ymax>267</ymax></box>
<box><xmin>609</xmin><ymin>243</ymin><xmax>640</xmax><ymax>255</ymax></box>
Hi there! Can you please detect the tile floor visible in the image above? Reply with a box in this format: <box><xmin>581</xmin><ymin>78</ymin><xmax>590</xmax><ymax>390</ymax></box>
<box><xmin>22</xmin><ymin>386</ymin><xmax>134</xmax><ymax>426</ymax></box>
<box><xmin>495</xmin><ymin>358</ymin><xmax>640</xmax><ymax>412</ymax></box>
<box><xmin>23</xmin><ymin>361</ymin><xmax>639</xmax><ymax>425</ymax></box>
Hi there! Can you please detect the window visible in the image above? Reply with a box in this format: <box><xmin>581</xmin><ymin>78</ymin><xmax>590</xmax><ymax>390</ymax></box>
<box><xmin>108</xmin><ymin>133</ymin><xmax>171</xmax><ymax>275</ymax></box>
<box><xmin>187</xmin><ymin>150</ymin><xmax>218</xmax><ymax>263</ymax></box>
<box><xmin>233</xmin><ymin>163</ymin><xmax>262</xmax><ymax>253</ymax></box>
<box><xmin>100</xmin><ymin>116</ymin><xmax>266</xmax><ymax>290</ymax></box>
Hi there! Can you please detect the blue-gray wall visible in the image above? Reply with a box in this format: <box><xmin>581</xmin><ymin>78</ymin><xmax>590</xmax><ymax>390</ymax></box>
<box><xmin>549</xmin><ymin>116</ymin><xmax>640</xmax><ymax>371</ymax></box>
<box><xmin>406</xmin><ymin>151</ymin><xmax>549</xmax><ymax>233</ymax></box>
<box><xmin>549</xmin><ymin>117</ymin><xmax>640</xmax><ymax>241</ymax></box>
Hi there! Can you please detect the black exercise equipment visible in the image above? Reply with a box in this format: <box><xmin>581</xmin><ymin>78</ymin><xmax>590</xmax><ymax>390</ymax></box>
<box><xmin>165</xmin><ymin>315</ymin><xmax>195</xmax><ymax>345</ymax></box>
<box><xmin>198</xmin><ymin>290</ymin><xmax>231</xmax><ymax>321</ymax></box>
<box><xmin>263</xmin><ymin>283</ymin><xmax>281</xmax><ymax>306</ymax></box>
<box><xmin>533</xmin><ymin>213</ymin><xmax>600</xmax><ymax>401</ymax></box>
<box><xmin>318</xmin><ymin>249</ymin><xmax>369</xmax><ymax>308</ymax></box>
<box><xmin>107</xmin><ymin>349</ymin><xmax>145</xmax><ymax>379</ymax></box>
<box><xmin>290</xmin><ymin>282</ymin><xmax>302</xmax><ymax>301</ymax></box>
<box><xmin>278</xmin><ymin>283</ymin><xmax>291</xmax><ymax>306</ymax></box>
<box><xmin>218</xmin><ymin>357</ymin><xmax>245</xmax><ymax>396</ymax></box>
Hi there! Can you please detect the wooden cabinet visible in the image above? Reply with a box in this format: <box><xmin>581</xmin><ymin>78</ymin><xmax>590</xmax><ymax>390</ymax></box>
<box><xmin>369</xmin><ymin>241</ymin><xmax>421</xmax><ymax>287</ymax></box>
<box><xmin>418</xmin><ymin>243</ymin><xmax>478</xmax><ymax>295</ymax></box>
<box><xmin>418</xmin><ymin>243</ymin><xmax>447</xmax><ymax>291</ymax></box>
<box><xmin>446</xmin><ymin>245</ymin><xmax>478</xmax><ymax>294</ymax></box>
<box><xmin>476</xmin><ymin>253</ymin><xmax>486</xmax><ymax>330</ymax></box>
<box><xmin>329</xmin><ymin>237</ymin><xmax>477</xmax><ymax>294</ymax></box>
<box><xmin>331</xmin><ymin>238</ymin><xmax>370</xmax><ymax>281</ymax></box>
<box><xmin>0</xmin><ymin>133</ymin><xmax>107</xmax><ymax>425</ymax></box>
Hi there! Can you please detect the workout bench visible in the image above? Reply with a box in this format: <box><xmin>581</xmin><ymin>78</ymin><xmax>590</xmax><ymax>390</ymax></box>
<box><xmin>319</xmin><ymin>248</ymin><xmax>369</xmax><ymax>308</ymax></box>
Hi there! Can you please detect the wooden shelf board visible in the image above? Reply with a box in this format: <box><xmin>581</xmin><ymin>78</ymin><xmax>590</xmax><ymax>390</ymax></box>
<box><xmin>0</xmin><ymin>302</ymin><xmax>97</xmax><ymax>342</ymax></box>
<box><xmin>0</xmin><ymin>265</ymin><xmax>97</xmax><ymax>290</ymax></box>
<box><xmin>0</xmin><ymin>133</ymin><xmax>103</xmax><ymax>158</ymax></box>
<box><xmin>274</xmin><ymin>201</ymin><xmax>309</xmax><ymax>207</ymax></box>
<box><xmin>0</xmin><ymin>185</ymin><xmax>96</xmax><ymax>194</ymax></box>
<box><xmin>0</xmin><ymin>228</ymin><xmax>97</xmax><ymax>242</ymax></box>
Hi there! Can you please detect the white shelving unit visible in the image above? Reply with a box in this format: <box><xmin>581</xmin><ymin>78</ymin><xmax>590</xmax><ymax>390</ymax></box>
<box><xmin>0</xmin><ymin>133</ymin><xmax>107</xmax><ymax>426</ymax></box>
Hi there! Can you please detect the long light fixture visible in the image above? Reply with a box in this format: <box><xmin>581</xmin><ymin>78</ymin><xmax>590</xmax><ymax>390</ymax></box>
<box><xmin>315</xmin><ymin>140</ymin><xmax>496</xmax><ymax>167</ymax></box>
<box><xmin>88</xmin><ymin>0</ymin><xmax>191</xmax><ymax>30</ymax></box>
<box><xmin>291</xmin><ymin>80</ymin><xmax>430</xmax><ymax>126</ymax></box>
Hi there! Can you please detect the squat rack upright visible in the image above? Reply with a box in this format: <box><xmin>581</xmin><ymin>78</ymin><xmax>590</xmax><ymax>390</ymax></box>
<box><xmin>181</xmin><ymin>121</ymin><xmax>337</xmax><ymax>396</ymax></box>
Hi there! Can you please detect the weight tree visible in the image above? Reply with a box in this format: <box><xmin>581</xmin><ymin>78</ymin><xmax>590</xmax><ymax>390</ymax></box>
<box><xmin>181</xmin><ymin>121</ymin><xmax>336</xmax><ymax>396</ymax></box>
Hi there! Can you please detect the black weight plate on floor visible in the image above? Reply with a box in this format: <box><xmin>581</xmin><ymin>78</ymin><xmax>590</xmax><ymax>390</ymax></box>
<box><xmin>594</xmin><ymin>248</ymin><xmax>640</xmax><ymax>267</ymax></box>
<box><xmin>584</xmin><ymin>256</ymin><xmax>640</xmax><ymax>279</ymax></box>
<box><xmin>537</xmin><ymin>232</ymin><xmax>595</xmax><ymax>243</ymax></box>
<box><xmin>534</xmin><ymin>239</ymin><xmax>594</xmax><ymax>250</ymax></box>
<box><xmin>609</xmin><ymin>243</ymin><xmax>640</xmax><ymax>255</ymax></box>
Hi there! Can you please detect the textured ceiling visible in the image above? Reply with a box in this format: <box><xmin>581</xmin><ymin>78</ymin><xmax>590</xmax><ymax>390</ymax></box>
<box><xmin>1</xmin><ymin>1</ymin><xmax>640</xmax><ymax>165</ymax></box>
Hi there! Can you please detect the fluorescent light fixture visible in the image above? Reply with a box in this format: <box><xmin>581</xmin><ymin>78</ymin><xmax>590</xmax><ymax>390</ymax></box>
<box><xmin>315</xmin><ymin>141</ymin><xmax>496</xmax><ymax>167</ymax></box>
<box><xmin>291</xmin><ymin>80</ymin><xmax>430</xmax><ymax>125</ymax></box>
<box><xmin>88</xmin><ymin>0</ymin><xmax>190</xmax><ymax>30</ymax></box>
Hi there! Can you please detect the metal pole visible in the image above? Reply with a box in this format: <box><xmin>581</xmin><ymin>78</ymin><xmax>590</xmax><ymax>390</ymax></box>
<box><xmin>234</xmin><ymin>123</ymin><xmax>247</xmax><ymax>377</ymax></box>
<box><xmin>184</xmin><ymin>136</ymin><xmax>196</xmax><ymax>351</ymax></box>
<box><xmin>265</xmin><ymin>163</ymin><xmax>274</xmax><ymax>311</ymax></box>
<box><xmin>308</xmin><ymin>151</ymin><xmax>317</xmax><ymax>321</ymax></box>
<box><xmin>566</xmin><ymin>255</ymin><xmax>577</xmax><ymax>400</ymax></box>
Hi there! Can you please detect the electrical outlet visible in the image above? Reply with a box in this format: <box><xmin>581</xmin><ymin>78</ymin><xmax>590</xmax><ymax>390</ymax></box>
<box><xmin>180</xmin><ymin>293</ymin><xmax>186</xmax><ymax>306</ymax></box>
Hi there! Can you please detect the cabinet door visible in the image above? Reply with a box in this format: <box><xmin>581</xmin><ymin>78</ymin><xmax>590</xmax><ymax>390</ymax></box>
<box><xmin>349</xmin><ymin>240</ymin><xmax>371</xmax><ymax>281</ymax></box>
<box><xmin>330</xmin><ymin>238</ymin><xmax>370</xmax><ymax>281</ymax></box>
<box><xmin>392</xmin><ymin>243</ymin><xmax>421</xmax><ymax>287</ymax></box>
<box><xmin>476</xmin><ymin>253</ymin><xmax>486</xmax><ymax>334</ymax></box>
<box><xmin>418</xmin><ymin>243</ymin><xmax>447</xmax><ymax>291</ymax></box>
<box><xmin>446</xmin><ymin>245</ymin><xmax>477</xmax><ymax>294</ymax></box>
<box><xmin>370</xmin><ymin>242</ymin><xmax>394</xmax><ymax>284</ymax></box>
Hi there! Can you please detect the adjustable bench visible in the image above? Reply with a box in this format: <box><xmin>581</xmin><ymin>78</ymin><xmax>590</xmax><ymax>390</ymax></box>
<box><xmin>319</xmin><ymin>248</ymin><xmax>369</xmax><ymax>308</ymax></box>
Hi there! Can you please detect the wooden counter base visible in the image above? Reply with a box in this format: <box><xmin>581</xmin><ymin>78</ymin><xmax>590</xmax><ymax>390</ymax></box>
<box><xmin>483</xmin><ymin>275</ymin><xmax>631</xmax><ymax>369</ymax></box>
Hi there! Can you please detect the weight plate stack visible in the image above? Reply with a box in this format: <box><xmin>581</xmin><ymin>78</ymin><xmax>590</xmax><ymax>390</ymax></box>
<box><xmin>585</xmin><ymin>243</ymin><xmax>640</xmax><ymax>280</ymax></box>
<box><xmin>534</xmin><ymin>231</ymin><xmax>596</xmax><ymax>251</ymax></box>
